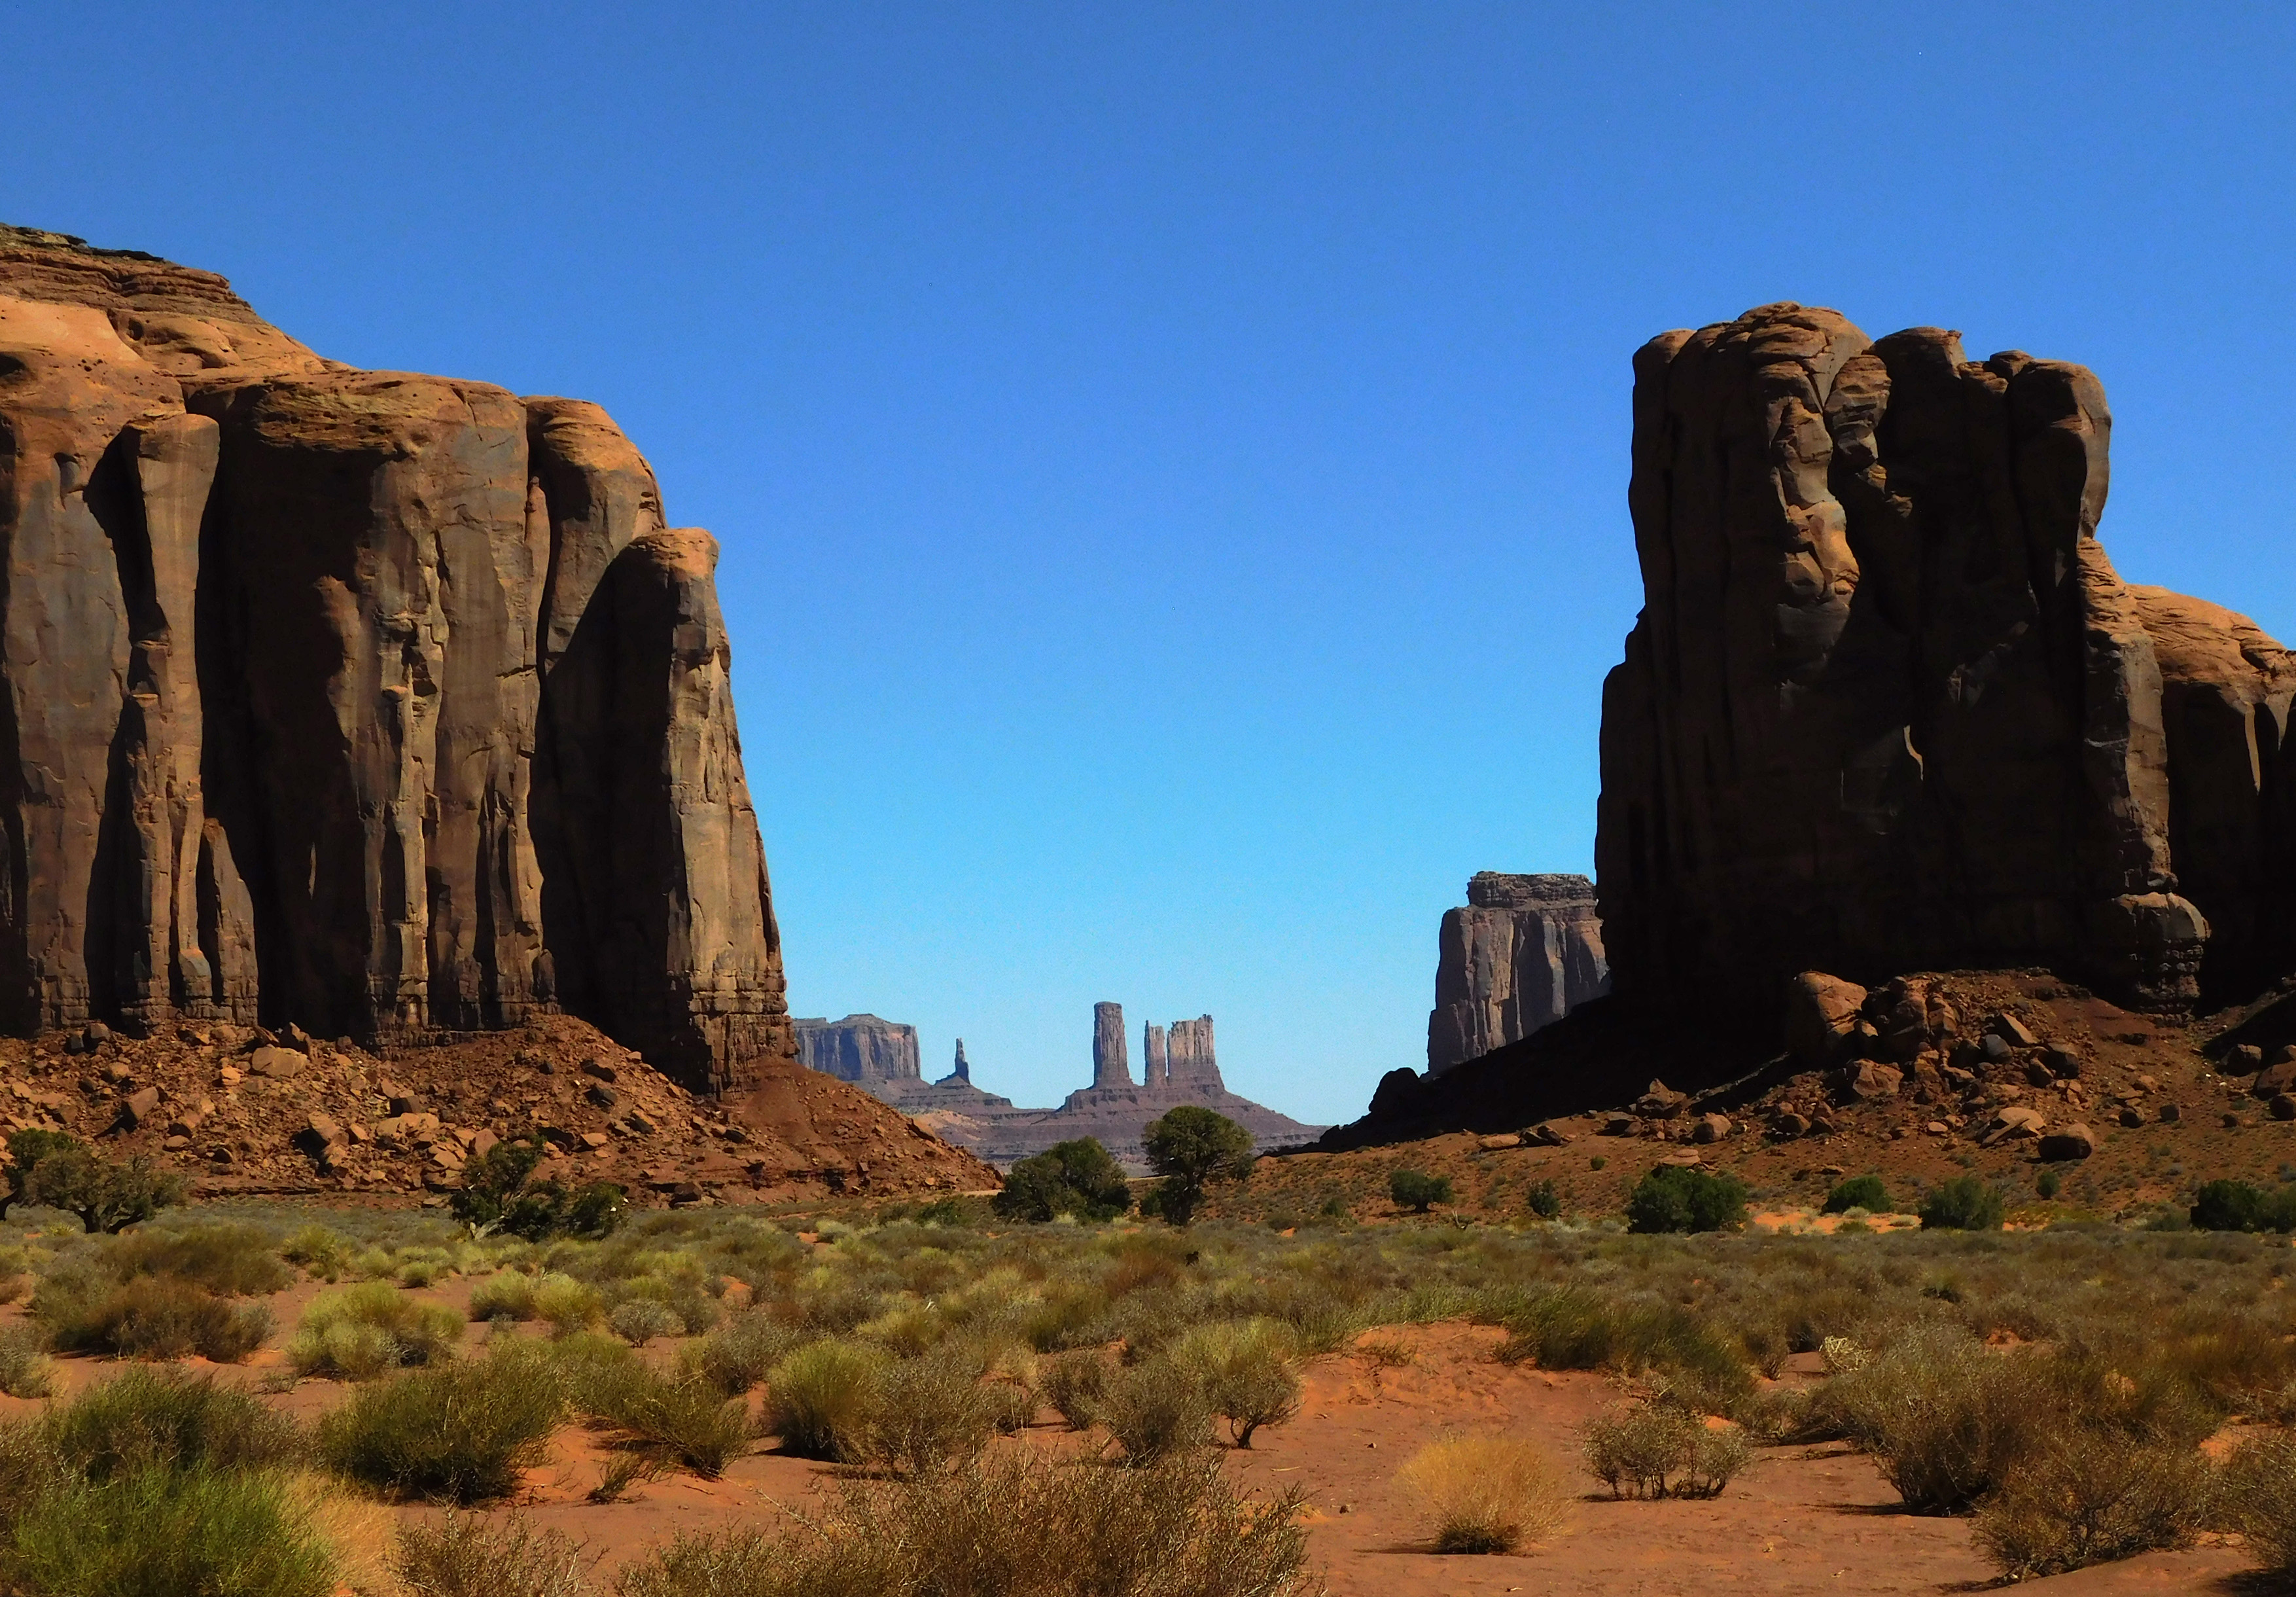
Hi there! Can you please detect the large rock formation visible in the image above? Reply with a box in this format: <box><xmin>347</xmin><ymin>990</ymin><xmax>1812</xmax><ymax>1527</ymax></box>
<box><xmin>793</xmin><ymin>1014</ymin><xmax>920</xmax><ymax>1085</ymax></box>
<box><xmin>0</xmin><ymin>225</ymin><xmax>792</xmax><ymax>1092</ymax></box>
<box><xmin>1596</xmin><ymin>302</ymin><xmax>2293</xmax><ymax>1018</ymax></box>
<box><xmin>1427</xmin><ymin>872</ymin><xmax>1610</xmax><ymax>1073</ymax></box>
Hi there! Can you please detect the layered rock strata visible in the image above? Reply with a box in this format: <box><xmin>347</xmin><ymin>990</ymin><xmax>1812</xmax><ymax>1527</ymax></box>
<box><xmin>1597</xmin><ymin>302</ymin><xmax>2293</xmax><ymax>1017</ymax></box>
<box><xmin>1427</xmin><ymin>872</ymin><xmax>1610</xmax><ymax>1073</ymax></box>
<box><xmin>0</xmin><ymin>225</ymin><xmax>791</xmax><ymax>1092</ymax></box>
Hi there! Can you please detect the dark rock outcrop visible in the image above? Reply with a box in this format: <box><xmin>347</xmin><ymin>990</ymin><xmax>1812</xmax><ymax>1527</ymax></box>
<box><xmin>0</xmin><ymin>225</ymin><xmax>791</xmax><ymax>1092</ymax></box>
<box><xmin>1427</xmin><ymin>872</ymin><xmax>1610</xmax><ymax>1073</ymax></box>
<box><xmin>1596</xmin><ymin>302</ymin><xmax>2287</xmax><ymax>1019</ymax></box>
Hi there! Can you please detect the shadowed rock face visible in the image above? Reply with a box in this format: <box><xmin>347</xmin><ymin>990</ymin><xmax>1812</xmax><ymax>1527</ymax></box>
<box><xmin>0</xmin><ymin>225</ymin><xmax>790</xmax><ymax>1092</ymax></box>
<box><xmin>1597</xmin><ymin>302</ymin><xmax>2291</xmax><ymax>1015</ymax></box>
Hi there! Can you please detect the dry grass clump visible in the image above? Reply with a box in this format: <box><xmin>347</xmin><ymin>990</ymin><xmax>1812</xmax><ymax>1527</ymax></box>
<box><xmin>33</xmin><ymin>1274</ymin><xmax>274</xmax><ymax>1362</ymax></box>
<box><xmin>2221</xmin><ymin>1432</ymin><xmax>2296</xmax><ymax>1578</ymax></box>
<box><xmin>609</xmin><ymin>1299</ymin><xmax>685</xmax><ymax>1347</ymax></box>
<box><xmin>0</xmin><ymin>1324</ymin><xmax>56</xmax><ymax>1399</ymax></box>
<box><xmin>851</xmin><ymin>1348</ymin><xmax>1001</xmax><ymax>1475</ymax></box>
<box><xmin>44</xmin><ymin>1365</ymin><xmax>302</xmax><ymax>1480</ymax></box>
<box><xmin>1581</xmin><ymin>1405</ymin><xmax>1750</xmax><ymax>1499</ymax></box>
<box><xmin>577</xmin><ymin>1356</ymin><xmax>750</xmax><ymax>1479</ymax></box>
<box><xmin>765</xmin><ymin>1341</ymin><xmax>892</xmax><ymax>1461</ymax></box>
<box><xmin>1969</xmin><ymin>1430</ymin><xmax>2213</xmax><ymax>1578</ymax></box>
<box><xmin>1097</xmin><ymin>1353</ymin><xmax>1215</xmax><ymax>1462</ymax></box>
<box><xmin>99</xmin><ymin>1222</ymin><xmax>295</xmax><ymax>1297</ymax></box>
<box><xmin>468</xmin><ymin>1271</ymin><xmax>542</xmax><ymax>1322</ymax></box>
<box><xmin>694</xmin><ymin>1312</ymin><xmax>805</xmax><ymax>1395</ymax></box>
<box><xmin>289</xmin><ymin>1282</ymin><xmax>462</xmax><ymax>1379</ymax></box>
<box><xmin>317</xmin><ymin>1344</ymin><xmax>565</xmax><ymax>1502</ymax></box>
<box><xmin>393</xmin><ymin>1512</ymin><xmax>588</xmax><ymax>1597</ymax></box>
<box><xmin>1042</xmin><ymin>1348</ymin><xmax>1114</xmax><ymax>1430</ymax></box>
<box><xmin>1398</xmin><ymin>1431</ymin><xmax>1568</xmax><ymax>1554</ymax></box>
<box><xmin>614</xmin><ymin>1448</ymin><xmax>1313</xmax><ymax>1597</ymax></box>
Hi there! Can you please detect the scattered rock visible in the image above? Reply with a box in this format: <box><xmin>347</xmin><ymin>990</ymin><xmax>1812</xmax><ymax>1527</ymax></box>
<box><xmin>2038</xmin><ymin>1122</ymin><xmax>2096</xmax><ymax>1160</ymax></box>
<box><xmin>1633</xmin><ymin>1080</ymin><xmax>1688</xmax><ymax>1119</ymax></box>
<box><xmin>1770</xmin><ymin>1111</ymin><xmax>1811</xmax><ymax>1139</ymax></box>
<box><xmin>580</xmin><ymin>1058</ymin><xmax>620</xmax><ymax>1084</ymax></box>
<box><xmin>2271</xmin><ymin>1094</ymin><xmax>2296</xmax><ymax>1122</ymax></box>
<box><xmin>1691</xmin><ymin>1113</ymin><xmax>1731</xmax><ymax>1144</ymax></box>
<box><xmin>2157</xmin><ymin>1103</ymin><xmax>2181</xmax><ymax>1124</ymax></box>
<box><xmin>1981</xmin><ymin>1035</ymin><xmax>2013</xmax><ymax>1063</ymax></box>
<box><xmin>1994</xmin><ymin>1013</ymin><xmax>2038</xmax><ymax>1047</ymax></box>
<box><xmin>2255</xmin><ymin>1060</ymin><xmax>2296</xmax><ymax>1098</ymax></box>
<box><xmin>118</xmin><ymin>1086</ymin><xmax>161</xmax><ymax>1130</ymax></box>
<box><xmin>1837</xmin><ymin>1062</ymin><xmax>1903</xmax><ymax>1102</ymax></box>
<box><xmin>2228</xmin><ymin>1043</ymin><xmax>2265</xmax><ymax>1073</ymax></box>
<box><xmin>1525</xmin><ymin>1122</ymin><xmax>1570</xmax><ymax>1147</ymax></box>
<box><xmin>585</xmin><ymin>1083</ymin><xmax>619</xmax><ymax>1111</ymax></box>
<box><xmin>1476</xmin><ymin>1133</ymin><xmax>1522</xmax><ymax>1152</ymax></box>
<box><xmin>2119</xmin><ymin>1106</ymin><xmax>2146</xmax><ymax>1128</ymax></box>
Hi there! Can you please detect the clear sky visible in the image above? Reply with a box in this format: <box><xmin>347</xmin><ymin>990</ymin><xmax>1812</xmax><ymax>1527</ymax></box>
<box><xmin>7</xmin><ymin>3</ymin><xmax>2293</xmax><ymax>1124</ymax></box>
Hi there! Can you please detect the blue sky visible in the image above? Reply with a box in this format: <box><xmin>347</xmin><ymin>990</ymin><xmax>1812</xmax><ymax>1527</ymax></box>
<box><xmin>7</xmin><ymin>3</ymin><xmax>2293</xmax><ymax>1124</ymax></box>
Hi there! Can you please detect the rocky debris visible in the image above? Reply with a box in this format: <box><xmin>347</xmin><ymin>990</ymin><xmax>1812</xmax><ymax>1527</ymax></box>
<box><xmin>794</xmin><ymin>1015</ymin><xmax>920</xmax><ymax>1085</ymax></box>
<box><xmin>2272</xmin><ymin>1094</ymin><xmax>2296</xmax><ymax>1122</ymax></box>
<box><xmin>1594</xmin><ymin>302</ymin><xmax>2296</xmax><ymax>1019</ymax></box>
<box><xmin>0</xmin><ymin>225</ymin><xmax>790</xmax><ymax>1095</ymax></box>
<box><xmin>1428</xmin><ymin>873</ymin><xmax>1610</xmax><ymax>1074</ymax></box>
<box><xmin>1632</xmin><ymin>1080</ymin><xmax>1687</xmax><ymax>1118</ymax></box>
<box><xmin>0</xmin><ymin>1009</ymin><xmax>995</xmax><ymax>1204</ymax></box>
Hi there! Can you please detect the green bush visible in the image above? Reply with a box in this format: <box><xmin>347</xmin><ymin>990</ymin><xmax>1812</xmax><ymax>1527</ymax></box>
<box><xmin>1494</xmin><ymin>1287</ymin><xmax>1752</xmax><ymax>1412</ymax></box>
<box><xmin>2036</xmin><ymin>1169</ymin><xmax>2062</xmax><ymax>1201</ymax></box>
<box><xmin>1</xmin><ymin>1463</ymin><xmax>336</xmax><ymax>1597</ymax></box>
<box><xmin>35</xmin><ymin>1275</ymin><xmax>272</xmax><ymax>1363</ymax></box>
<box><xmin>765</xmin><ymin>1342</ymin><xmax>891</xmax><ymax>1461</ymax></box>
<box><xmin>1388</xmin><ymin>1170</ymin><xmax>1452</xmax><ymax>1214</ymax></box>
<box><xmin>1822</xmin><ymin>1174</ymin><xmax>1890</xmax><ymax>1215</ymax></box>
<box><xmin>609</xmin><ymin>1299</ymin><xmax>685</xmax><ymax>1347</ymax></box>
<box><xmin>992</xmin><ymin>1138</ymin><xmax>1133</xmax><ymax>1223</ymax></box>
<box><xmin>317</xmin><ymin>1345</ymin><xmax>566</xmax><ymax>1502</ymax></box>
<box><xmin>1625</xmin><ymin>1166</ymin><xmax>1748</xmax><ymax>1234</ymax></box>
<box><xmin>1525</xmin><ymin>1180</ymin><xmax>1563</xmax><ymax>1220</ymax></box>
<box><xmin>468</xmin><ymin>1272</ymin><xmax>540</xmax><ymax>1322</ymax></box>
<box><xmin>1581</xmin><ymin>1403</ymin><xmax>1750</xmax><ymax>1499</ymax></box>
<box><xmin>1141</xmin><ymin>1107</ymin><xmax>1255</xmax><ymax>1227</ymax></box>
<box><xmin>614</xmin><ymin>1448</ymin><xmax>1309</xmax><ymax>1597</ymax></box>
<box><xmin>289</xmin><ymin>1282</ymin><xmax>462</xmax><ymax>1378</ymax></box>
<box><xmin>1816</xmin><ymin>1325</ymin><xmax>2058</xmax><ymax>1512</ymax></box>
<box><xmin>853</xmin><ymin>1350</ymin><xmax>1000</xmax><ymax>1476</ymax></box>
<box><xmin>695</xmin><ymin>1312</ymin><xmax>804</xmax><ymax>1395</ymax></box>
<box><xmin>45</xmin><ymin>1367</ymin><xmax>300</xmax><ymax>1481</ymax></box>
<box><xmin>100</xmin><ymin>1223</ymin><xmax>294</xmax><ymax>1297</ymax></box>
<box><xmin>1919</xmin><ymin>1175</ymin><xmax>2006</xmax><ymax>1232</ymax></box>
<box><xmin>392</xmin><ymin>1513</ymin><xmax>585</xmax><ymax>1597</ymax></box>
<box><xmin>9</xmin><ymin>1132</ymin><xmax>186</xmax><ymax>1234</ymax></box>
<box><xmin>2190</xmin><ymin>1179</ymin><xmax>2296</xmax><ymax>1232</ymax></box>
<box><xmin>531</xmin><ymin>1274</ymin><xmax>604</xmax><ymax>1335</ymax></box>
<box><xmin>452</xmin><ymin>1138</ymin><xmax>626</xmax><ymax>1241</ymax></box>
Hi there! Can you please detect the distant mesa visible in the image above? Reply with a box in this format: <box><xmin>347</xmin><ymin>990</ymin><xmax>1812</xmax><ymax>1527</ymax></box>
<box><xmin>799</xmin><ymin>1002</ymin><xmax>1323</xmax><ymax>1171</ymax></box>
<box><xmin>1428</xmin><ymin>872</ymin><xmax>1609</xmax><ymax>1075</ymax></box>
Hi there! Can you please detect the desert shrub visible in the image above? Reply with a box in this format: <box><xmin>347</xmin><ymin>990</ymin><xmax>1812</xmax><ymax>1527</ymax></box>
<box><xmin>393</xmin><ymin>1513</ymin><xmax>585</xmax><ymax>1597</ymax></box>
<box><xmin>610</xmin><ymin>1299</ymin><xmax>685</xmax><ymax>1347</ymax></box>
<box><xmin>765</xmin><ymin>1341</ymin><xmax>891</xmax><ymax>1461</ymax></box>
<box><xmin>1388</xmin><ymin>1170</ymin><xmax>1452</xmax><ymax>1214</ymax></box>
<box><xmin>101</xmin><ymin>1223</ymin><xmax>294</xmax><ymax>1296</ymax></box>
<box><xmin>1</xmin><ymin>1463</ymin><xmax>336</xmax><ymax>1597</ymax></box>
<box><xmin>1042</xmin><ymin>1348</ymin><xmax>1113</xmax><ymax>1430</ymax></box>
<box><xmin>1140</xmin><ymin>1107</ymin><xmax>1255</xmax><ymax>1227</ymax></box>
<box><xmin>45</xmin><ymin>1366</ymin><xmax>300</xmax><ymax>1480</ymax></box>
<box><xmin>1625</xmin><ymin>1166</ymin><xmax>1747</xmax><ymax>1234</ymax></box>
<box><xmin>578</xmin><ymin>1360</ymin><xmax>749</xmax><ymax>1479</ymax></box>
<box><xmin>1581</xmin><ymin>1403</ymin><xmax>1748</xmax><ymax>1499</ymax></box>
<box><xmin>281</xmin><ymin>1224</ymin><xmax>354</xmax><ymax>1282</ymax></box>
<box><xmin>289</xmin><ymin>1282</ymin><xmax>462</xmax><ymax>1378</ymax></box>
<box><xmin>468</xmin><ymin>1272</ymin><xmax>540</xmax><ymax>1322</ymax></box>
<box><xmin>2036</xmin><ymin>1169</ymin><xmax>2062</xmax><ymax>1200</ymax></box>
<box><xmin>0</xmin><ymin>1325</ymin><xmax>55</xmax><ymax>1399</ymax></box>
<box><xmin>993</xmin><ymin>1139</ymin><xmax>1133</xmax><ymax>1223</ymax></box>
<box><xmin>317</xmin><ymin>1344</ymin><xmax>566</xmax><ymax>1502</ymax></box>
<box><xmin>2223</xmin><ymin>1432</ymin><xmax>2296</xmax><ymax>1577</ymax></box>
<box><xmin>453</xmin><ymin>1138</ymin><xmax>626</xmax><ymax>1242</ymax></box>
<box><xmin>852</xmin><ymin>1350</ymin><xmax>999</xmax><ymax>1475</ymax></box>
<box><xmin>532</xmin><ymin>1274</ymin><xmax>604</xmax><ymax>1335</ymax></box>
<box><xmin>1098</xmin><ymin>1353</ymin><xmax>1213</xmax><ymax>1462</ymax></box>
<box><xmin>1919</xmin><ymin>1175</ymin><xmax>2005</xmax><ymax>1232</ymax></box>
<box><xmin>696</xmin><ymin>1312</ymin><xmax>804</xmax><ymax>1395</ymax></box>
<box><xmin>1494</xmin><ymin>1287</ymin><xmax>1752</xmax><ymax>1412</ymax></box>
<box><xmin>1525</xmin><ymin>1179</ymin><xmax>1563</xmax><ymax>1220</ymax></box>
<box><xmin>35</xmin><ymin>1274</ymin><xmax>273</xmax><ymax>1362</ymax></box>
<box><xmin>1399</xmin><ymin>1432</ymin><xmax>1568</xmax><ymax>1552</ymax></box>
<box><xmin>1816</xmin><ymin>1324</ymin><xmax>2053</xmax><ymax>1511</ymax></box>
<box><xmin>1823</xmin><ymin>1174</ymin><xmax>1890</xmax><ymax>1215</ymax></box>
<box><xmin>1171</xmin><ymin>1319</ymin><xmax>1300</xmax><ymax>1448</ymax></box>
<box><xmin>614</xmin><ymin>1448</ymin><xmax>1309</xmax><ymax>1597</ymax></box>
<box><xmin>2190</xmin><ymin>1179</ymin><xmax>2296</xmax><ymax>1232</ymax></box>
<box><xmin>1970</xmin><ymin>1429</ymin><xmax>2212</xmax><ymax>1577</ymax></box>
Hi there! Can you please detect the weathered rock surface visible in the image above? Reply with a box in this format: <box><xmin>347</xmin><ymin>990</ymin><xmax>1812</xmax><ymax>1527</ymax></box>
<box><xmin>0</xmin><ymin>225</ymin><xmax>790</xmax><ymax>1092</ymax></box>
<box><xmin>1594</xmin><ymin>303</ymin><xmax>2294</xmax><ymax>1016</ymax></box>
<box><xmin>1428</xmin><ymin>873</ymin><xmax>1609</xmax><ymax>1073</ymax></box>
<box><xmin>1091</xmin><ymin>1001</ymin><xmax>1130</xmax><ymax>1089</ymax></box>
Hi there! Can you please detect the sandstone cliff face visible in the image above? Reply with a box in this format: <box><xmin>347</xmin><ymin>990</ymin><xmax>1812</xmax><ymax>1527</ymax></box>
<box><xmin>1427</xmin><ymin>872</ymin><xmax>1610</xmax><ymax>1073</ymax></box>
<box><xmin>1597</xmin><ymin>303</ymin><xmax>2286</xmax><ymax>1014</ymax></box>
<box><xmin>0</xmin><ymin>226</ymin><xmax>790</xmax><ymax>1092</ymax></box>
<box><xmin>794</xmin><ymin>1014</ymin><xmax>921</xmax><ymax>1085</ymax></box>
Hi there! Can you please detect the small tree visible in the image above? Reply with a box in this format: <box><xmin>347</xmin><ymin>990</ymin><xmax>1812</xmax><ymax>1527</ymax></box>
<box><xmin>1919</xmin><ymin>1174</ymin><xmax>2005</xmax><ymax>1232</ymax></box>
<box><xmin>453</xmin><ymin>1134</ymin><xmax>624</xmax><ymax>1240</ymax></box>
<box><xmin>1140</xmin><ymin>1107</ymin><xmax>1254</xmax><ymax>1227</ymax></box>
<box><xmin>1525</xmin><ymin>1179</ymin><xmax>1563</xmax><ymax>1220</ymax></box>
<box><xmin>1389</xmin><ymin>1169</ymin><xmax>1452</xmax><ymax>1213</ymax></box>
<box><xmin>13</xmin><ymin>1134</ymin><xmax>186</xmax><ymax>1234</ymax></box>
<box><xmin>2191</xmin><ymin>1179</ymin><xmax>2296</xmax><ymax>1232</ymax></box>
<box><xmin>1625</xmin><ymin>1166</ymin><xmax>1746</xmax><ymax>1234</ymax></box>
<box><xmin>992</xmin><ymin>1138</ymin><xmax>1133</xmax><ymax>1223</ymax></box>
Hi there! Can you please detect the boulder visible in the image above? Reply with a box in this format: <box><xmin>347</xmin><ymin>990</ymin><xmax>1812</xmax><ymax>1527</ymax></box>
<box><xmin>2227</xmin><ymin>1043</ymin><xmax>2265</xmax><ymax>1072</ymax></box>
<box><xmin>1983</xmin><ymin>1105</ymin><xmax>2048</xmax><ymax>1145</ymax></box>
<box><xmin>1994</xmin><ymin>1013</ymin><xmax>2038</xmax><ymax>1047</ymax></box>
<box><xmin>1427</xmin><ymin>874</ymin><xmax>1610</xmax><ymax>1073</ymax></box>
<box><xmin>2038</xmin><ymin>1122</ymin><xmax>2097</xmax><ymax>1160</ymax></box>
<box><xmin>1691</xmin><ymin>1112</ymin><xmax>1731</xmax><ymax>1144</ymax></box>
<box><xmin>248</xmin><ymin>1046</ymin><xmax>306</xmax><ymax>1080</ymax></box>
<box><xmin>2255</xmin><ymin>1059</ymin><xmax>2296</xmax><ymax>1098</ymax></box>
<box><xmin>1633</xmin><ymin>1080</ymin><xmax>1688</xmax><ymax>1118</ymax></box>
<box><xmin>1770</xmin><ymin>1110</ymin><xmax>1811</xmax><ymax>1139</ymax></box>
<box><xmin>292</xmin><ymin>1113</ymin><xmax>342</xmax><ymax>1157</ymax></box>
<box><xmin>2271</xmin><ymin>1094</ymin><xmax>2296</xmax><ymax>1122</ymax></box>
<box><xmin>1784</xmin><ymin>971</ymin><xmax>1867</xmax><ymax>1068</ymax></box>
<box><xmin>1476</xmin><ymin>1133</ymin><xmax>1522</xmax><ymax>1151</ymax></box>
<box><xmin>1525</xmin><ymin>1121</ymin><xmax>1571</xmax><ymax>1147</ymax></box>
<box><xmin>119</xmin><ymin>1086</ymin><xmax>161</xmax><ymax>1130</ymax></box>
<box><xmin>1837</xmin><ymin>1062</ymin><xmax>1903</xmax><ymax>1102</ymax></box>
